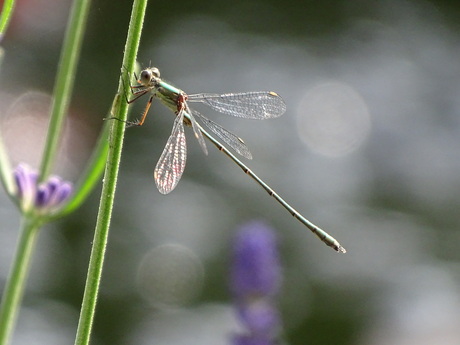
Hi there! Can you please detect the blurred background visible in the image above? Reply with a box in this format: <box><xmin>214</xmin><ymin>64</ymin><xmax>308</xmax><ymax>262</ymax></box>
<box><xmin>1</xmin><ymin>0</ymin><xmax>460</xmax><ymax>344</ymax></box>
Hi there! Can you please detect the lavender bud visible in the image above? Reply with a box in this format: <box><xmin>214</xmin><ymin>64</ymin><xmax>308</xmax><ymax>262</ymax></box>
<box><xmin>13</xmin><ymin>164</ymin><xmax>73</xmax><ymax>214</ymax></box>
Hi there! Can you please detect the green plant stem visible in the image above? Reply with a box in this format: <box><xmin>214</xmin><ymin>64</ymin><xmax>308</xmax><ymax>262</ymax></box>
<box><xmin>0</xmin><ymin>0</ymin><xmax>15</xmax><ymax>37</ymax></box>
<box><xmin>0</xmin><ymin>219</ymin><xmax>40</xmax><ymax>345</ymax></box>
<box><xmin>39</xmin><ymin>0</ymin><xmax>92</xmax><ymax>182</ymax></box>
<box><xmin>0</xmin><ymin>0</ymin><xmax>94</xmax><ymax>342</ymax></box>
<box><xmin>73</xmin><ymin>0</ymin><xmax>148</xmax><ymax>344</ymax></box>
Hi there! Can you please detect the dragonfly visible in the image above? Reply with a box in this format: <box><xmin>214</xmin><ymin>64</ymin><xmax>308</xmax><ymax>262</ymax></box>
<box><xmin>124</xmin><ymin>66</ymin><xmax>346</xmax><ymax>253</ymax></box>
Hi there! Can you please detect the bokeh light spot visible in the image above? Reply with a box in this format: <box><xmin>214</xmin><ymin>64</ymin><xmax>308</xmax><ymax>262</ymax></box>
<box><xmin>136</xmin><ymin>243</ymin><xmax>204</xmax><ymax>309</ymax></box>
<box><xmin>296</xmin><ymin>82</ymin><xmax>371</xmax><ymax>157</ymax></box>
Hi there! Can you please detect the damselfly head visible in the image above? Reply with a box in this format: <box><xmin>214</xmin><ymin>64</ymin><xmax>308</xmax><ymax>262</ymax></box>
<box><xmin>138</xmin><ymin>67</ymin><xmax>161</xmax><ymax>86</ymax></box>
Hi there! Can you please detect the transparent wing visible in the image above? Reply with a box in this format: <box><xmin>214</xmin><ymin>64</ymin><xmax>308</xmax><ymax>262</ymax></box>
<box><xmin>191</xmin><ymin>109</ymin><xmax>253</xmax><ymax>159</ymax></box>
<box><xmin>187</xmin><ymin>91</ymin><xmax>286</xmax><ymax>119</ymax></box>
<box><xmin>185</xmin><ymin>104</ymin><xmax>208</xmax><ymax>155</ymax></box>
<box><xmin>154</xmin><ymin>112</ymin><xmax>187</xmax><ymax>194</ymax></box>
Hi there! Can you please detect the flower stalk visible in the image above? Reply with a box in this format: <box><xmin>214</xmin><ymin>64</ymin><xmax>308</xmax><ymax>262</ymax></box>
<box><xmin>0</xmin><ymin>219</ymin><xmax>39</xmax><ymax>345</ymax></box>
<box><xmin>73</xmin><ymin>0</ymin><xmax>148</xmax><ymax>344</ymax></box>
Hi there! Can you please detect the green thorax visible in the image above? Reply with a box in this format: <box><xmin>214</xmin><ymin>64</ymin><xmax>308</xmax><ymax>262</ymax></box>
<box><xmin>155</xmin><ymin>80</ymin><xmax>186</xmax><ymax>113</ymax></box>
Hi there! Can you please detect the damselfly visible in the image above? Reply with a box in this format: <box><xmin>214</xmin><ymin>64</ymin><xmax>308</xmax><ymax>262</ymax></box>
<box><xmin>124</xmin><ymin>66</ymin><xmax>346</xmax><ymax>253</ymax></box>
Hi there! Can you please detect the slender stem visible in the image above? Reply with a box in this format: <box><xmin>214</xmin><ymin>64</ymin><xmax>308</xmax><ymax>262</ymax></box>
<box><xmin>38</xmin><ymin>0</ymin><xmax>92</xmax><ymax>182</ymax></box>
<box><xmin>0</xmin><ymin>219</ymin><xmax>40</xmax><ymax>345</ymax></box>
<box><xmin>73</xmin><ymin>1</ymin><xmax>148</xmax><ymax>344</ymax></box>
<box><xmin>0</xmin><ymin>0</ymin><xmax>15</xmax><ymax>39</ymax></box>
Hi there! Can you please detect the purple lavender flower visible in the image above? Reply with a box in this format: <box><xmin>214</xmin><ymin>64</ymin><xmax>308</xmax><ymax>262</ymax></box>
<box><xmin>13</xmin><ymin>163</ymin><xmax>72</xmax><ymax>214</ymax></box>
<box><xmin>231</xmin><ymin>220</ymin><xmax>281</xmax><ymax>298</ymax></box>
<box><xmin>236</xmin><ymin>298</ymin><xmax>280</xmax><ymax>336</ymax></box>
<box><xmin>231</xmin><ymin>220</ymin><xmax>282</xmax><ymax>345</ymax></box>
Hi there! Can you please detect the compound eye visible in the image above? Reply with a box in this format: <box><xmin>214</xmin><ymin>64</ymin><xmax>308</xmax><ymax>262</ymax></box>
<box><xmin>150</xmin><ymin>67</ymin><xmax>160</xmax><ymax>78</ymax></box>
<box><xmin>139</xmin><ymin>70</ymin><xmax>152</xmax><ymax>83</ymax></box>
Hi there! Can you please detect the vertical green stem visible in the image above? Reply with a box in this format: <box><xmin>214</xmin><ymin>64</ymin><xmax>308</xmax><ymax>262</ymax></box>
<box><xmin>0</xmin><ymin>0</ymin><xmax>15</xmax><ymax>38</ymax></box>
<box><xmin>73</xmin><ymin>1</ymin><xmax>148</xmax><ymax>344</ymax></box>
<box><xmin>0</xmin><ymin>219</ymin><xmax>40</xmax><ymax>345</ymax></box>
<box><xmin>39</xmin><ymin>0</ymin><xmax>92</xmax><ymax>181</ymax></box>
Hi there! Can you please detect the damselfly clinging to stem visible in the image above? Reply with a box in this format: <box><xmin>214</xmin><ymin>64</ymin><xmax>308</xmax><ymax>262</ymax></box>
<box><xmin>123</xmin><ymin>66</ymin><xmax>346</xmax><ymax>253</ymax></box>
